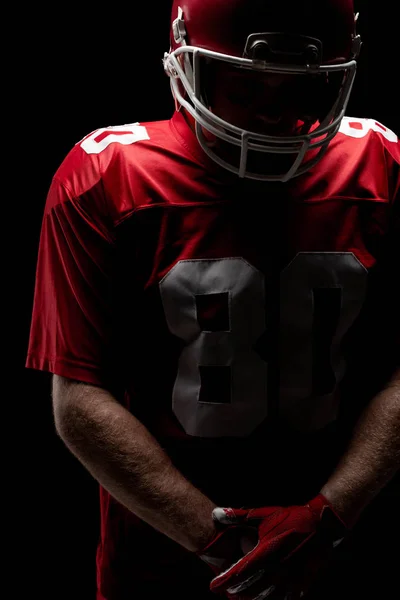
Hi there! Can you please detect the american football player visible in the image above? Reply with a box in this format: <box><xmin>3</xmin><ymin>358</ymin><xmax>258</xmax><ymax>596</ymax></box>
<box><xmin>26</xmin><ymin>0</ymin><xmax>399</xmax><ymax>598</ymax></box>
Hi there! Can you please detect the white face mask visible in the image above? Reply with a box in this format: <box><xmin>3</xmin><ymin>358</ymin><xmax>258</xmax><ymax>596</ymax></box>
<box><xmin>163</xmin><ymin>8</ymin><xmax>361</xmax><ymax>182</ymax></box>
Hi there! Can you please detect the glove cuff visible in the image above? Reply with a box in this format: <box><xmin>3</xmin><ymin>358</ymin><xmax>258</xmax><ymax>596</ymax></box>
<box><xmin>307</xmin><ymin>493</ymin><xmax>350</xmax><ymax>547</ymax></box>
<box><xmin>310</xmin><ymin>493</ymin><xmax>351</xmax><ymax>525</ymax></box>
<box><xmin>196</xmin><ymin>526</ymin><xmax>245</xmax><ymax>573</ymax></box>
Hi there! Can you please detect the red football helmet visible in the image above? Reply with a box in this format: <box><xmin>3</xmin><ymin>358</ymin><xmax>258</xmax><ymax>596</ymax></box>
<box><xmin>163</xmin><ymin>0</ymin><xmax>362</xmax><ymax>181</ymax></box>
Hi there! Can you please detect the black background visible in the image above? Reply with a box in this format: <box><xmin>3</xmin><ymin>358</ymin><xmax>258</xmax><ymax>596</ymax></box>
<box><xmin>10</xmin><ymin>2</ymin><xmax>399</xmax><ymax>598</ymax></box>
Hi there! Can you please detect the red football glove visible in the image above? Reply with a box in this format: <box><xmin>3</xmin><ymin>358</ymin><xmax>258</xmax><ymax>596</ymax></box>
<box><xmin>208</xmin><ymin>494</ymin><xmax>349</xmax><ymax>600</ymax></box>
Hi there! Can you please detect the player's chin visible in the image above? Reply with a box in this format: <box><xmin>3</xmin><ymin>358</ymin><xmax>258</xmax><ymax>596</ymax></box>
<box><xmin>210</xmin><ymin>135</ymin><xmax>304</xmax><ymax>181</ymax></box>
<box><xmin>245</xmin><ymin>150</ymin><xmax>300</xmax><ymax>179</ymax></box>
<box><xmin>254</xmin><ymin>124</ymin><xmax>297</xmax><ymax>138</ymax></box>
<box><xmin>246</xmin><ymin>114</ymin><xmax>303</xmax><ymax>137</ymax></box>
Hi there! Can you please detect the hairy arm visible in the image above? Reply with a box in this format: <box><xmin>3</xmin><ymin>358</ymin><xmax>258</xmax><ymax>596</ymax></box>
<box><xmin>52</xmin><ymin>375</ymin><xmax>217</xmax><ymax>552</ymax></box>
<box><xmin>321</xmin><ymin>368</ymin><xmax>400</xmax><ymax>525</ymax></box>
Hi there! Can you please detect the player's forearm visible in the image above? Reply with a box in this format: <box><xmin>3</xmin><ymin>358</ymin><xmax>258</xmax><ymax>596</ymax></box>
<box><xmin>52</xmin><ymin>377</ymin><xmax>217</xmax><ymax>552</ymax></box>
<box><xmin>321</xmin><ymin>368</ymin><xmax>400</xmax><ymax>525</ymax></box>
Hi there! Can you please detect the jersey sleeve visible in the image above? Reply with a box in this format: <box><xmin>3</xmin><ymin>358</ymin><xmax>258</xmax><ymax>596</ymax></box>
<box><xmin>25</xmin><ymin>168</ymin><xmax>117</xmax><ymax>387</ymax></box>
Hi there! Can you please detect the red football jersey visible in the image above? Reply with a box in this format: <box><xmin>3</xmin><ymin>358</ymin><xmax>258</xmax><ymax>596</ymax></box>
<box><xmin>26</xmin><ymin>111</ymin><xmax>399</xmax><ymax>599</ymax></box>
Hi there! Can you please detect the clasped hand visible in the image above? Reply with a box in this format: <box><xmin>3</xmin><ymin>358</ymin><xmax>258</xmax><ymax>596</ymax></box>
<box><xmin>198</xmin><ymin>494</ymin><xmax>348</xmax><ymax>600</ymax></box>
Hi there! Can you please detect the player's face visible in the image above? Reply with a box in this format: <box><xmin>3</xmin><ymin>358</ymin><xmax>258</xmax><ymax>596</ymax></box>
<box><xmin>204</xmin><ymin>61</ymin><xmax>320</xmax><ymax>137</ymax></box>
